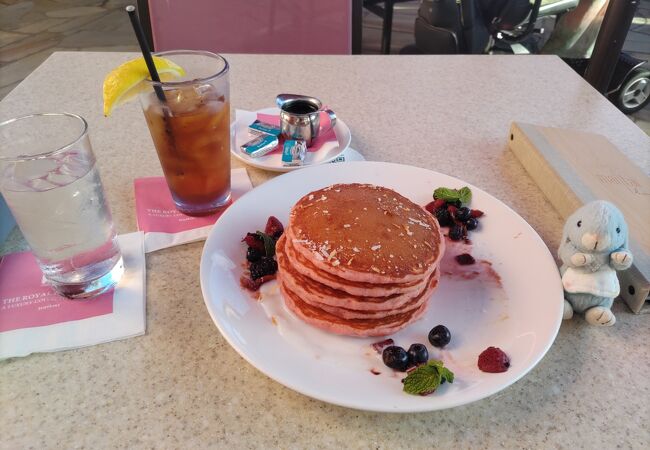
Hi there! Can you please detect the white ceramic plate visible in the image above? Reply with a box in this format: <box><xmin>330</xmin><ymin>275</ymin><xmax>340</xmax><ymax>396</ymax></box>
<box><xmin>200</xmin><ymin>162</ymin><xmax>564</xmax><ymax>412</ymax></box>
<box><xmin>230</xmin><ymin>108</ymin><xmax>352</xmax><ymax>172</ymax></box>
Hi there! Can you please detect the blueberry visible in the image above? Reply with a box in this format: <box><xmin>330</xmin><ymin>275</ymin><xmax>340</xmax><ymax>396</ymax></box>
<box><xmin>407</xmin><ymin>343</ymin><xmax>429</xmax><ymax>365</ymax></box>
<box><xmin>435</xmin><ymin>208</ymin><xmax>452</xmax><ymax>227</ymax></box>
<box><xmin>382</xmin><ymin>346</ymin><xmax>410</xmax><ymax>372</ymax></box>
<box><xmin>246</xmin><ymin>246</ymin><xmax>263</xmax><ymax>263</ymax></box>
<box><xmin>449</xmin><ymin>224</ymin><xmax>463</xmax><ymax>241</ymax></box>
<box><xmin>454</xmin><ymin>207</ymin><xmax>471</xmax><ymax>222</ymax></box>
<box><xmin>249</xmin><ymin>256</ymin><xmax>278</xmax><ymax>280</ymax></box>
<box><xmin>466</xmin><ymin>217</ymin><xmax>479</xmax><ymax>231</ymax></box>
<box><xmin>428</xmin><ymin>325</ymin><xmax>451</xmax><ymax>348</ymax></box>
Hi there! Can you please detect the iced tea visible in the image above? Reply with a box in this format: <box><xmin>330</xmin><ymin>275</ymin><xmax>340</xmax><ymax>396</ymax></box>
<box><xmin>140</xmin><ymin>51</ymin><xmax>231</xmax><ymax>216</ymax></box>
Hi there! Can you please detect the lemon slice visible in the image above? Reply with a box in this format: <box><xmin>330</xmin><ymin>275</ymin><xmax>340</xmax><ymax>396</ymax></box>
<box><xmin>103</xmin><ymin>56</ymin><xmax>185</xmax><ymax>117</ymax></box>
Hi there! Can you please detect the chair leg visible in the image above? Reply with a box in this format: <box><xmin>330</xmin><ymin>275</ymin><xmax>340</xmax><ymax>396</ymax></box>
<box><xmin>380</xmin><ymin>0</ymin><xmax>395</xmax><ymax>54</ymax></box>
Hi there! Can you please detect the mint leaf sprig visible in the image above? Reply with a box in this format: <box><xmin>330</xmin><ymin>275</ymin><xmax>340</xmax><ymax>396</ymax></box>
<box><xmin>256</xmin><ymin>231</ymin><xmax>276</xmax><ymax>257</ymax></box>
<box><xmin>433</xmin><ymin>186</ymin><xmax>472</xmax><ymax>205</ymax></box>
<box><xmin>402</xmin><ymin>360</ymin><xmax>454</xmax><ymax>396</ymax></box>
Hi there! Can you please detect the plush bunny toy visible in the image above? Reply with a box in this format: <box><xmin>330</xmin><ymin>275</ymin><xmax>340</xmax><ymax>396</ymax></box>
<box><xmin>558</xmin><ymin>200</ymin><xmax>633</xmax><ymax>326</ymax></box>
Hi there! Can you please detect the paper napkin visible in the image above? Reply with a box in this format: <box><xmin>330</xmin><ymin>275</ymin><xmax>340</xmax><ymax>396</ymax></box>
<box><xmin>0</xmin><ymin>231</ymin><xmax>146</xmax><ymax>359</ymax></box>
<box><xmin>134</xmin><ymin>168</ymin><xmax>253</xmax><ymax>253</ymax></box>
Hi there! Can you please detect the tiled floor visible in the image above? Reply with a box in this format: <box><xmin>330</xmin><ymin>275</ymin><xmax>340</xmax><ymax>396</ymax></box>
<box><xmin>0</xmin><ymin>0</ymin><xmax>138</xmax><ymax>98</ymax></box>
<box><xmin>0</xmin><ymin>0</ymin><xmax>648</xmax><ymax>132</ymax></box>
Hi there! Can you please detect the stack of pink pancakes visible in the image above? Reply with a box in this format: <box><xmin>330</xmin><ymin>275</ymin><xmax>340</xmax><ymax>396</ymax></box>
<box><xmin>276</xmin><ymin>183</ymin><xmax>445</xmax><ymax>337</ymax></box>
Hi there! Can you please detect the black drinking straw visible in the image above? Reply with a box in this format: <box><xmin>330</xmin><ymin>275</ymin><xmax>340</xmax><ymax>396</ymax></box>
<box><xmin>126</xmin><ymin>5</ymin><xmax>167</xmax><ymax>104</ymax></box>
<box><xmin>125</xmin><ymin>4</ymin><xmax>180</xmax><ymax>158</ymax></box>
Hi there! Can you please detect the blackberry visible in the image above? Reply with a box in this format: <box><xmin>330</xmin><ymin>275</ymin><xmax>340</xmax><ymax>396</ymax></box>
<box><xmin>435</xmin><ymin>208</ymin><xmax>452</xmax><ymax>227</ymax></box>
<box><xmin>250</xmin><ymin>256</ymin><xmax>278</xmax><ymax>280</ymax></box>
<box><xmin>449</xmin><ymin>224</ymin><xmax>463</xmax><ymax>241</ymax></box>
<box><xmin>246</xmin><ymin>247</ymin><xmax>263</xmax><ymax>263</ymax></box>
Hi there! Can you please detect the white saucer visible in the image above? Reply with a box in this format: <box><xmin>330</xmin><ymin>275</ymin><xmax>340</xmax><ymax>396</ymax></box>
<box><xmin>231</xmin><ymin>108</ymin><xmax>352</xmax><ymax>172</ymax></box>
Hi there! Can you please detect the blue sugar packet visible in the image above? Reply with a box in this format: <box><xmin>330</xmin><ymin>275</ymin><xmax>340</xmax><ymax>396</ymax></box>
<box><xmin>240</xmin><ymin>134</ymin><xmax>278</xmax><ymax>158</ymax></box>
<box><xmin>248</xmin><ymin>120</ymin><xmax>281</xmax><ymax>137</ymax></box>
<box><xmin>282</xmin><ymin>139</ymin><xmax>307</xmax><ymax>166</ymax></box>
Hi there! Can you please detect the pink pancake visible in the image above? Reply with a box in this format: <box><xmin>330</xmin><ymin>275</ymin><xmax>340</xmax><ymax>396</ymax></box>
<box><xmin>280</xmin><ymin>280</ymin><xmax>431</xmax><ymax>337</ymax></box>
<box><xmin>277</xmin><ymin>237</ymin><xmax>439</xmax><ymax>313</ymax></box>
<box><xmin>286</xmin><ymin>184</ymin><xmax>445</xmax><ymax>284</ymax></box>
<box><xmin>282</xmin><ymin>234</ymin><xmax>429</xmax><ymax>297</ymax></box>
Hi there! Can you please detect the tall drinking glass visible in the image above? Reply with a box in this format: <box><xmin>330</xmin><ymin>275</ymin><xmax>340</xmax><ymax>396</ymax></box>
<box><xmin>0</xmin><ymin>113</ymin><xmax>123</xmax><ymax>299</ymax></box>
<box><xmin>139</xmin><ymin>50</ymin><xmax>231</xmax><ymax>216</ymax></box>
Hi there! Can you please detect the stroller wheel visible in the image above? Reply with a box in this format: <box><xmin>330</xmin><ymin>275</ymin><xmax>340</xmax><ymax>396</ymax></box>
<box><xmin>614</xmin><ymin>67</ymin><xmax>650</xmax><ymax>114</ymax></box>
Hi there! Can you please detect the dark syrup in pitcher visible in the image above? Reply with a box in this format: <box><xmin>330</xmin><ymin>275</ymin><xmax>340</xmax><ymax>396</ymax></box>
<box><xmin>283</xmin><ymin>100</ymin><xmax>319</xmax><ymax>115</ymax></box>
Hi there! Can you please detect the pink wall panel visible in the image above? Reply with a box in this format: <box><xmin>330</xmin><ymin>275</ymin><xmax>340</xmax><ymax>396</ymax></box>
<box><xmin>149</xmin><ymin>0</ymin><xmax>351</xmax><ymax>55</ymax></box>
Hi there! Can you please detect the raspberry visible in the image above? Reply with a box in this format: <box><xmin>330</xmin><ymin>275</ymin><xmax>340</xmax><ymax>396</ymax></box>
<box><xmin>264</xmin><ymin>216</ymin><xmax>284</xmax><ymax>239</ymax></box>
<box><xmin>250</xmin><ymin>256</ymin><xmax>278</xmax><ymax>280</ymax></box>
<box><xmin>470</xmin><ymin>209</ymin><xmax>484</xmax><ymax>218</ymax></box>
<box><xmin>239</xmin><ymin>274</ymin><xmax>276</xmax><ymax>291</ymax></box>
<box><xmin>243</xmin><ymin>233</ymin><xmax>264</xmax><ymax>251</ymax></box>
<box><xmin>371</xmin><ymin>338</ymin><xmax>395</xmax><ymax>354</ymax></box>
<box><xmin>424</xmin><ymin>201</ymin><xmax>436</xmax><ymax>214</ymax></box>
<box><xmin>433</xmin><ymin>199</ymin><xmax>447</xmax><ymax>209</ymax></box>
<box><xmin>478</xmin><ymin>347</ymin><xmax>510</xmax><ymax>373</ymax></box>
<box><xmin>425</xmin><ymin>199</ymin><xmax>446</xmax><ymax>214</ymax></box>
<box><xmin>240</xmin><ymin>275</ymin><xmax>261</xmax><ymax>291</ymax></box>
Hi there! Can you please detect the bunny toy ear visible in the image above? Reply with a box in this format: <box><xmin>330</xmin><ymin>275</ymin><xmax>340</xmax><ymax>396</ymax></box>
<box><xmin>620</xmin><ymin>212</ymin><xmax>630</xmax><ymax>251</ymax></box>
<box><xmin>601</xmin><ymin>200</ymin><xmax>629</xmax><ymax>251</ymax></box>
<box><xmin>558</xmin><ymin>209</ymin><xmax>577</xmax><ymax>258</ymax></box>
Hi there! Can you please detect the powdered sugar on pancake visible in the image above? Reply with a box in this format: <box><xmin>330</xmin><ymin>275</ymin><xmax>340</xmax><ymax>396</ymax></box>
<box><xmin>287</xmin><ymin>184</ymin><xmax>444</xmax><ymax>284</ymax></box>
<box><xmin>275</xmin><ymin>184</ymin><xmax>445</xmax><ymax>337</ymax></box>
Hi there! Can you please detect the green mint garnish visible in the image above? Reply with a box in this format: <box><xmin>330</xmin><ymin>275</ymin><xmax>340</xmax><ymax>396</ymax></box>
<box><xmin>402</xmin><ymin>359</ymin><xmax>454</xmax><ymax>396</ymax></box>
<box><xmin>433</xmin><ymin>186</ymin><xmax>472</xmax><ymax>205</ymax></box>
<box><xmin>256</xmin><ymin>231</ymin><xmax>276</xmax><ymax>257</ymax></box>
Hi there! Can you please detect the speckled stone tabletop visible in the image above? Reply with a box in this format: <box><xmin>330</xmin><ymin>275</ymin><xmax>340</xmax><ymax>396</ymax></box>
<box><xmin>1</xmin><ymin>52</ymin><xmax>649</xmax><ymax>449</ymax></box>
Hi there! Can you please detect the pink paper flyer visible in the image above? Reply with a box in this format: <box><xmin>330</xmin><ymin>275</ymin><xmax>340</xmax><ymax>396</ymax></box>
<box><xmin>134</xmin><ymin>168</ymin><xmax>253</xmax><ymax>252</ymax></box>
<box><xmin>1</xmin><ymin>232</ymin><xmax>146</xmax><ymax>360</ymax></box>
<box><xmin>0</xmin><ymin>251</ymin><xmax>113</xmax><ymax>333</ymax></box>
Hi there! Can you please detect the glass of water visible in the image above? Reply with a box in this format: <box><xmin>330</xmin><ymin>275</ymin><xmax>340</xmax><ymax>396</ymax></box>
<box><xmin>0</xmin><ymin>113</ymin><xmax>123</xmax><ymax>299</ymax></box>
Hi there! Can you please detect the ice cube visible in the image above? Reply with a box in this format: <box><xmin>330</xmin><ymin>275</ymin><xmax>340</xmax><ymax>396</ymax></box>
<box><xmin>167</xmin><ymin>85</ymin><xmax>225</xmax><ymax>116</ymax></box>
<box><xmin>59</xmin><ymin>162</ymin><xmax>89</xmax><ymax>178</ymax></box>
<box><xmin>46</xmin><ymin>172</ymin><xmax>77</xmax><ymax>187</ymax></box>
<box><xmin>168</xmin><ymin>87</ymin><xmax>204</xmax><ymax>115</ymax></box>
<box><xmin>195</xmin><ymin>84</ymin><xmax>224</xmax><ymax>102</ymax></box>
<box><xmin>194</xmin><ymin>83</ymin><xmax>215</xmax><ymax>97</ymax></box>
<box><xmin>28</xmin><ymin>177</ymin><xmax>58</xmax><ymax>192</ymax></box>
<box><xmin>13</xmin><ymin>158</ymin><xmax>58</xmax><ymax>179</ymax></box>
